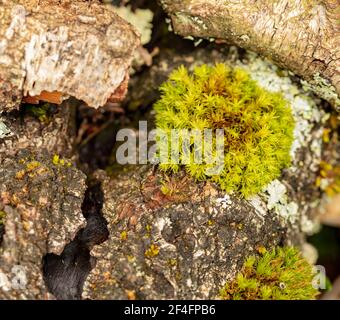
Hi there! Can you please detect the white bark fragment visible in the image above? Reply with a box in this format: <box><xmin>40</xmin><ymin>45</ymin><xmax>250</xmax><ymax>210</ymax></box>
<box><xmin>0</xmin><ymin>0</ymin><xmax>140</xmax><ymax>111</ymax></box>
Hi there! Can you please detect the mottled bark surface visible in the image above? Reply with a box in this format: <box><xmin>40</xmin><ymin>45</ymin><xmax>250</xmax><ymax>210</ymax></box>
<box><xmin>0</xmin><ymin>100</ymin><xmax>77</xmax><ymax>162</ymax></box>
<box><xmin>160</xmin><ymin>0</ymin><xmax>340</xmax><ymax>108</ymax></box>
<box><xmin>0</xmin><ymin>100</ymin><xmax>88</xmax><ymax>299</ymax></box>
<box><xmin>0</xmin><ymin>0</ymin><xmax>140</xmax><ymax>111</ymax></box>
<box><xmin>82</xmin><ymin>156</ymin><xmax>319</xmax><ymax>299</ymax></box>
<box><xmin>0</xmin><ymin>151</ymin><xmax>86</xmax><ymax>299</ymax></box>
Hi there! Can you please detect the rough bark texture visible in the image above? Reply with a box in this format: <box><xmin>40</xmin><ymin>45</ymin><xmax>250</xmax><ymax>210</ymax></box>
<box><xmin>160</xmin><ymin>0</ymin><xmax>340</xmax><ymax>108</ymax></box>
<box><xmin>0</xmin><ymin>100</ymin><xmax>77</xmax><ymax>162</ymax></box>
<box><xmin>0</xmin><ymin>0</ymin><xmax>140</xmax><ymax>111</ymax></box>
<box><xmin>0</xmin><ymin>150</ymin><xmax>86</xmax><ymax>299</ymax></box>
<box><xmin>0</xmin><ymin>100</ymin><xmax>88</xmax><ymax>299</ymax></box>
<box><xmin>82</xmin><ymin>158</ymin><xmax>319</xmax><ymax>299</ymax></box>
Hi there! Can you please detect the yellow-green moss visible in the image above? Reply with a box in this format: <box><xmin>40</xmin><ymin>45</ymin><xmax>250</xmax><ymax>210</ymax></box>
<box><xmin>23</xmin><ymin>103</ymin><xmax>52</xmax><ymax>123</ymax></box>
<box><xmin>154</xmin><ymin>64</ymin><xmax>295</xmax><ymax>197</ymax></box>
<box><xmin>220</xmin><ymin>247</ymin><xmax>319</xmax><ymax>300</ymax></box>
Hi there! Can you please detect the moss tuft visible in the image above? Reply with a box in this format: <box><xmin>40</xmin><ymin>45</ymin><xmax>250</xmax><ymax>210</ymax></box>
<box><xmin>23</xmin><ymin>103</ymin><xmax>53</xmax><ymax>123</ymax></box>
<box><xmin>154</xmin><ymin>64</ymin><xmax>295</xmax><ymax>197</ymax></box>
<box><xmin>220</xmin><ymin>247</ymin><xmax>319</xmax><ymax>300</ymax></box>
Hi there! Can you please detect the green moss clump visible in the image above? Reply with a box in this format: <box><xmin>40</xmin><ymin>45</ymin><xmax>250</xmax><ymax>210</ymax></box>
<box><xmin>220</xmin><ymin>247</ymin><xmax>319</xmax><ymax>300</ymax></box>
<box><xmin>154</xmin><ymin>64</ymin><xmax>295</xmax><ymax>197</ymax></box>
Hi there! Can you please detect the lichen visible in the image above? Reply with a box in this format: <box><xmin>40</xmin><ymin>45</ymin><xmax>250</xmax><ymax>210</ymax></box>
<box><xmin>263</xmin><ymin>179</ymin><xmax>299</xmax><ymax>224</ymax></box>
<box><xmin>233</xmin><ymin>52</ymin><xmax>325</xmax><ymax>231</ymax></box>
<box><xmin>237</xmin><ymin>53</ymin><xmax>325</xmax><ymax>163</ymax></box>
<box><xmin>0</xmin><ymin>119</ymin><xmax>12</xmax><ymax>139</ymax></box>
<box><xmin>220</xmin><ymin>247</ymin><xmax>319</xmax><ymax>300</ymax></box>
<box><xmin>114</xmin><ymin>5</ymin><xmax>153</xmax><ymax>45</ymax></box>
<box><xmin>154</xmin><ymin>63</ymin><xmax>295</xmax><ymax>197</ymax></box>
<box><xmin>301</xmin><ymin>73</ymin><xmax>340</xmax><ymax>111</ymax></box>
<box><xmin>316</xmin><ymin>161</ymin><xmax>340</xmax><ymax>197</ymax></box>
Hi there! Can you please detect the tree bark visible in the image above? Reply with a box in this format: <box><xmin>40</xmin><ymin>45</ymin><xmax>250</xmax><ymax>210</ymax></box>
<box><xmin>160</xmin><ymin>0</ymin><xmax>340</xmax><ymax>109</ymax></box>
<box><xmin>0</xmin><ymin>0</ymin><xmax>140</xmax><ymax>111</ymax></box>
<box><xmin>0</xmin><ymin>99</ymin><xmax>88</xmax><ymax>299</ymax></box>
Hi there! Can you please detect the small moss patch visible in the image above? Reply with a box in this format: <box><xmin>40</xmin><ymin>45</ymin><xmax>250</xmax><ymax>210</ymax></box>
<box><xmin>220</xmin><ymin>247</ymin><xmax>319</xmax><ymax>300</ymax></box>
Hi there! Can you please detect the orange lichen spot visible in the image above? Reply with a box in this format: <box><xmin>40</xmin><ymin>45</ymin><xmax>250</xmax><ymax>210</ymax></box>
<box><xmin>15</xmin><ymin>170</ymin><xmax>26</xmax><ymax>180</ymax></box>
<box><xmin>126</xmin><ymin>290</ymin><xmax>136</xmax><ymax>300</ymax></box>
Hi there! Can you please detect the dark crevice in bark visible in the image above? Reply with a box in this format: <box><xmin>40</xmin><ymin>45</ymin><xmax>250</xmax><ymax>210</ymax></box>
<box><xmin>42</xmin><ymin>181</ymin><xmax>109</xmax><ymax>300</ymax></box>
<box><xmin>0</xmin><ymin>225</ymin><xmax>4</xmax><ymax>246</ymax></box>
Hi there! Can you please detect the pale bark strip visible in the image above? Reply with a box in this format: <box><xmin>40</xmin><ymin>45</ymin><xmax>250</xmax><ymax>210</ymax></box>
<box><xmin>0</xmin><ymin>0</ymin><xmax>140</xmax><ymax>111</ymax></box>
<box><xmin>160</xmin><ymin>0</ymin><xmax>340</xmax><ymax>108</ymax></box>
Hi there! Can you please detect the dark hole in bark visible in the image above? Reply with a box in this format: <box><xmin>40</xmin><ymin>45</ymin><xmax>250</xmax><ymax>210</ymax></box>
<box><xmin>42</xmin><ymin>181</ymin><xmax>109</xmax><ymax>300</ymax></box>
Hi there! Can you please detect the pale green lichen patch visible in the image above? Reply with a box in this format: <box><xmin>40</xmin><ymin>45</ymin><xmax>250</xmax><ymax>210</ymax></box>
<box><xmin>114</xmin><ymin>5</ymin><xmax>153</xmax><ymax>45</ymax></box>
<box><xmin>263</xmin><ymin>179</ymin><xmax>299</xmax><ymax>224</ymax></box>
<box><xmin>234</xmin><ymin>52</ymin><xmax>326</xmax><ymax>230</ymax></box>
<box><xmin>0</xmin><ymin>119</ymin><xmax>12</xmax><ymax>139</ymax></box>
<box><xmin>301</xmin><ymin>73</ymin><xmax>340</xmax><ymax>111</ymax></box>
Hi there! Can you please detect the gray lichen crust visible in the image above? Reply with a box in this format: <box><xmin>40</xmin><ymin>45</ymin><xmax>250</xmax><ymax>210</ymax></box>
<box><xmin>0</xmin><ymin>0</ymin><xmax>140</xmax><ymax>111</ymax></box>
<box><xmin>0</xmin><ymin>151</ymin><xmax>86</xmax><ymax>299</ymax></box>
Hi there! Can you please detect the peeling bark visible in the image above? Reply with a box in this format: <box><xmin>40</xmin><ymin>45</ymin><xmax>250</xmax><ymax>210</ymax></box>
<box><xmin>0</xmin><ymin>0</ymin><xmax>140</xmax><ymax>111</ymax></box>
<box><xmin>160</xmin><ymin>0</ymin><xmax>340</xmax><ymax>108</ymax></box>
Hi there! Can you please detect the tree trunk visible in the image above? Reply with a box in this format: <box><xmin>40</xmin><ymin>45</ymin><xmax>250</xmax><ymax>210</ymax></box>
<box><xmin>160</xmin><ymin>0</ymin><xmax>340</xmax><ymax>109</ymax></box>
